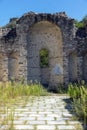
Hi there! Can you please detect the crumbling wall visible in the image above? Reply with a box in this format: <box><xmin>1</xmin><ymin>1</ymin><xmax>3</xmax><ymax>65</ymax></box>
<box><xmin>0</xmin><ymin>12</ymin><xmax>87</xmax><ymax>89</ymax></box>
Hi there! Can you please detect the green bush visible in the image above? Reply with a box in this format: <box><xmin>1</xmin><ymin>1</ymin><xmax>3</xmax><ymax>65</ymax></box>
<box><xmin>68</xmin><ymin>82</ymin><xmax>87</xmax><ymax>127</ymax></box>
<box><xmin>74</xmin><ymin>15</ymin><xmax>87</xmax><ymax>28</ymax></box>
<box><xmin>75</xmin><ymin>21</ymin><xmax>85</xmax><ymax>28</ymax></box>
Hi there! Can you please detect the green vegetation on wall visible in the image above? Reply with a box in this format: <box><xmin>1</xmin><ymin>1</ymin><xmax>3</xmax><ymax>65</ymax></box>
<box><xmin>75</xmin><ymin>15</ymin><xmax>87</xmax><ymax>28</ymax></box>
<box><xmin>3</xmin><ymin>18</ymin><xmax>18</xmax><ymax>29</ymax></box>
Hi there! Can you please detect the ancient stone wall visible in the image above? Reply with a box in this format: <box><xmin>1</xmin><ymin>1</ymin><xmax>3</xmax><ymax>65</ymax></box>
<box><xmin>0</xmin><ymin>12</ymin><xmax>87</xmax><ymax>89</ymax></box>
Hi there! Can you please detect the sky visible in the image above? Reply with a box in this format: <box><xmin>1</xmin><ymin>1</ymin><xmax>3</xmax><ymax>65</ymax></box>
<box><xmin>0</xmin><ymin>0</ymin><xmax>87</xmax><ymax>26</ymax></box>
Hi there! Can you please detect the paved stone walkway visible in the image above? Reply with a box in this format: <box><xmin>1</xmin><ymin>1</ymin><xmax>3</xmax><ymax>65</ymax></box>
<box><xmin>0</xmin><ymin>95</ymin><xmax>83</xmax><ymax>130</ymax></box>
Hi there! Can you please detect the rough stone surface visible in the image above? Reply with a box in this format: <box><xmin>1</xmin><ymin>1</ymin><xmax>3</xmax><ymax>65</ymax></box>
<box><xmin>0</xmin><ymin>95</ymin><xmax>83</xmax><ymax>130</ymax></box>
<box><xmin>0</xmin><ymin>12</ymin><xmax>87</xmax><ymax>89</ymax></box>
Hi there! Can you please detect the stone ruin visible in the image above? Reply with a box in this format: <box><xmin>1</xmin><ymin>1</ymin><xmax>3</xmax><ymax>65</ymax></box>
<box><xmin>0</xmin><ymin>12</ymin><xmax>87</xmax><ymax>89</ymax></box>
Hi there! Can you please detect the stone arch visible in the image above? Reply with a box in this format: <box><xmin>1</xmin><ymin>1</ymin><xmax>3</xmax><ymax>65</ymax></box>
<box><xmin>27</xmin><ymin>21</ymin><xmax>63</xmax><ymax>87</ymax></box>
<box><xmin>82</xmin><ymin>52</ymin><xmax>87</xmax><ymax>82</ymax></box>
<box><xmin>8</xmin><ymin>52</ymin><xmax>19</xmax><ymax>80</ymax></box>
<box><xmin>17</xmin><ymin>13</ymin><xmax>67</xmax><ymax>39</ymax></box>
<box><xmin>68</xmin><ymin>52</ymin><xmax>77</xmax><ymax>82</ymax></box>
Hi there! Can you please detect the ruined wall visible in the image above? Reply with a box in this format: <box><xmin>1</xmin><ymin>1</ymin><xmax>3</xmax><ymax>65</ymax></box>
<box><xmin>0</xmin><ymin>12</ymin><xmax>87</xmax><ymax>89</ymax></box>
<box><xmin>16</xmin><ymin>12</ymin><xmax>75</xmax><ymax>87</ymax></box>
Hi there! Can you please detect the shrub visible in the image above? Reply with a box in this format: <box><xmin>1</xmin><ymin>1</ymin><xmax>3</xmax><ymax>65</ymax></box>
<box><xmin>68</xmin><ymin>82</ymin><xmax>87</xmax><ymax>127</ymax></box>
<box><xmin>75</xmin><ymin>20</ymin><xmax>85</xmax><ymax>28</ymax></box>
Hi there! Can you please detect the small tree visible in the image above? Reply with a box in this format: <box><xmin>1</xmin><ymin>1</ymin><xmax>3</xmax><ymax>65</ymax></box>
<box><xmin>75</xmin><ymin>20</ymin><xmax>84</xmax><ymax>28</ymax></box>
<box><xmin>82</xmin><ymin>15</ymin><xmax>87</xmax><ymax>26</ymax></box>
<box><xmin>75</xmin><ymin>15</ymin><xmax>87</xmax><ymax>28</ymax></box>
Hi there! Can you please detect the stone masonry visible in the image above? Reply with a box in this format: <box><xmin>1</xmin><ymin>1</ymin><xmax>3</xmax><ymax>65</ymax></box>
<box><xmin>0</xmin><ymin>12</ymin><xmax>87</xmax><ymax>89</ymax></box>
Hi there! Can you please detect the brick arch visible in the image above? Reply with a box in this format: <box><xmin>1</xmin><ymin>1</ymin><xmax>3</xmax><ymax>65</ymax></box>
<box><xmin>27</xmin><ymin>20</ymin><xmax>63</xmax><ymax>87</ymax></box>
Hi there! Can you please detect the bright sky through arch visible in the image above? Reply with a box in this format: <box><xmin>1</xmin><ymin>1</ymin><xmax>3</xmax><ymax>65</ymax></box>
<box><xmin>0</xmin><ymin>0</ymin><xmax>87</xmax><ymax>26</ymax></box>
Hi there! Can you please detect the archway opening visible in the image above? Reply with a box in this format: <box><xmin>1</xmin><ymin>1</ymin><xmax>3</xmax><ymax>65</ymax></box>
<box><xmin>0</xmin><ymin>54</ymin><xmax>5</xmax><ymax>81</ymax></box>
<box><xmin>40</xmin><ymin>48</ymin><xmax>49</xmax><ymax>68</ymax></box>
<box><xmin>27</xmin><ymin>21</ymin><xmax>63</xmax><ymax>86</ymax></box>
<box><xmin>8</xmin><ymin>53</ymin><xmax>18</xmax><ymax>81</ymax></box>
<box><xmin>83</xmin><ymin>53</ymin><xmax>87</xmax><ymax>82</ymax></box>
<box><xmin>69</xmin><ymin>52</ymin><xmax>77</xmax><ymax>82</ymax></box>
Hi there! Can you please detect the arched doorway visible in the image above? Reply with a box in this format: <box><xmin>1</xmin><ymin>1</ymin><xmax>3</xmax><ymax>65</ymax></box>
<box><xmin>83</xmin><ymin>53</ymin><xmax>87</xmax><ymax>82</ymax></box>
<box><xmin>69</xmin><ymin>52</ymin><xmax>77</xmax><ymax>82</ymax></box>
<box><xmin>40</xmin><ymin>48</ymin><xmax>49</xmax><ymax>86</ymax></box>
<box><xmin>0</xmin><ymin>54</ymin><xmax>5</xmax><ymax>81</ymax></box>
<box><xmin>27</xmin><ymin>21</ymin><xmax>63</xmax><ymax>87</ymax></box>
<box><xmin>8</xmin><ymin>52</ymin><xmax>18</xmax><ymax>81</ymax></box>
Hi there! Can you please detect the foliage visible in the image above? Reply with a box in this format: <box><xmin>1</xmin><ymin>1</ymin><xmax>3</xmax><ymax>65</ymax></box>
<box><xmin>82</xmin><ymin>15</ymin><xmax>87</xmax><ymax>25</ymax></box>
<box><xmin>75</xmin><ymin>15</ymin><xmax>87</xmax><ymax>28</ymax></box>
<box><xmin>68</xmin><ymin>82</ymin><xmax>87</xmax><ymax>128</ymax></box>
<box><xmin>3</xmin><ymin>18</ymin><xmax>18</xmax><ymax>29</ymax></box>
<box><xmin>40</xmin><ymin>48</ymin><xmax>49</xmax><ymax>68</ymax></box>
<box><xmin>75</xmin><ymin>20</ymin><xmax>85</xmax><ymax>28</ymax></box>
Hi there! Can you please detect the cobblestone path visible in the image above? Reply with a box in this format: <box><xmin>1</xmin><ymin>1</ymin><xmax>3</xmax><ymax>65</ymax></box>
<box><xmin>0</xmin><ymin>95</ymin><xmax>83</xmax><ymax>130</ymax></box>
